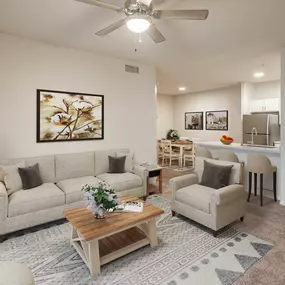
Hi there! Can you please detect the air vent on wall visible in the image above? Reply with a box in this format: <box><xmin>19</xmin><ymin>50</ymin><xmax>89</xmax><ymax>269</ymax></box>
<box><xmin>125</xmin><ymin>65</ymin><xmax>139</xmax><ymax>74</ymax></box>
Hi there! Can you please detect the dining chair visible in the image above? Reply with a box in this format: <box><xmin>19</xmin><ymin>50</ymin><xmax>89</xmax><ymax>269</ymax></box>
<box><xmin>161</xmin><ymin>140</ymin><xmax>180</xmax><ymax>167</ymax></box>
<box><xmin>157</xmin><ymin>140</ymin><xmax>163</xmax><ymax>164</ymax></box>
<box><xmin>183</xmin><ymin>143</ymin><xmax>195</xmax><ymax>168</ymax></box>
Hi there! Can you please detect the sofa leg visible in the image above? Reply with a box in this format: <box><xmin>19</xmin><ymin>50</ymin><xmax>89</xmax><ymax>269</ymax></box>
<box><xmin>171</xmin><ymin>210</ymin><xmax>176</xmax><ymax>217</ymax></box>
<box><xmin>240</xmin><ymin>216</ymin><xmax>244</xmax><ymax>222</ymax></box>
<box><xmin>213</xmin><ymin>231</ymin><xmax>218</xmax><ymax>238</ymax></box>
<box><xmin>0</xmin><ymin>235</ymin><xmax>7</xmax><ymax>243</ymax></box>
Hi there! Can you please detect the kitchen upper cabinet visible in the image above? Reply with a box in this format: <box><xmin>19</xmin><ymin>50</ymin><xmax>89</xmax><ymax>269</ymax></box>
<box><xmin>250</xmin><ymin>98</ymin><xmax>280</xmax><ymax>112</ymax></box>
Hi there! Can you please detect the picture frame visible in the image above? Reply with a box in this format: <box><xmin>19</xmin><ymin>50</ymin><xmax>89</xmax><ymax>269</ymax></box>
<box><xmin>205</xmin><ymin>110</ymin><xmax>228</xmax><ymax>131</ymax></box>
<box><xmin>37</xmin><ymin>89</ymin><xmax>104</xmax><ymax>142</ymax></box>
<box><xmin>185</xmin><ymin>112</ymin><xmax>204</xmax><ymax>130</ymax></box>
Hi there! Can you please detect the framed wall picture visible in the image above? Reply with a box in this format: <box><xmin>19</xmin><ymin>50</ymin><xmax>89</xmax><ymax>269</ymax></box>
<box><xmin>185</xmin><ymin>112</ymin><xmax>204</xmax><ymax>130</ymax></box>
<box><xmin>205</xmin><ymin>110</ymin><xmax>228</xmax><ymax>131</ymax></box>
<box><xmin>37</xmin><ymin>89</ymin><xmax>104</xmax><ymax>142</ymax></box>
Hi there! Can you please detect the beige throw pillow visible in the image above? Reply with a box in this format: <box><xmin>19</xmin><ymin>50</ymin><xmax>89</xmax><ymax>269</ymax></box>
<box><xmin>116</xmin><ymin>152</ymin><xmax>134</xmax><ymax>173</ymax></box>
<box><xmin>0</xmin><ymin>161</ymin><xmax>25</xmax><ymax>195</ymax></box>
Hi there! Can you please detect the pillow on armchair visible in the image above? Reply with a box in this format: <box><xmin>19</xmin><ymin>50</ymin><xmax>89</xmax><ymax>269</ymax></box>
<box><xmin>200</xmin><ymin>160</ymin><xmax>233</xmax><ymax>189</ymax></box>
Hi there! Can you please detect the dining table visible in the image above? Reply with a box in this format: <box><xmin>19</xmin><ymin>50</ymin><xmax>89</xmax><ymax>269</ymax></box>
<box><xmin>171</xmin><ymin>141</ymin><xmax>193</xmax><ymax>167</ymax></box>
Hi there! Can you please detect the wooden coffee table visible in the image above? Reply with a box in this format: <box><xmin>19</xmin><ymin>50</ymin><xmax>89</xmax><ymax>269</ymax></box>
<box><xmin>64</xmin><ymin>196</ymin><xmax>164</xmax><ymax>276</ymax></box>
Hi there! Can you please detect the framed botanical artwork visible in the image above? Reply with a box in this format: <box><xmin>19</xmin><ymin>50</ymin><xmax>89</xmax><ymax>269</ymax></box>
<box><xmin>205</xmin><ymin>110</ymin><xmax>228</xmax><ymax>131</ymax></box>
<box><xmin>37</xmin><ymin>89</ymin><xmax>104</xmax><ymax>142</ymax></box>
<box><xmin>185</xmin><ymin>112</ymin><xmax>204</xmax><ymax>130</ymax></box>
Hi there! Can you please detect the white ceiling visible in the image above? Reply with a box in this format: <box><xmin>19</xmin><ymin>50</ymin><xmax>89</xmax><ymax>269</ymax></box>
<box><xmin>0</xmin><ymin>0</ymin><xmax>284</xmax><ymax>95</ymax></box>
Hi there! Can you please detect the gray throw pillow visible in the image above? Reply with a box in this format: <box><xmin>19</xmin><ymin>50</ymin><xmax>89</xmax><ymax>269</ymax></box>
<box><xmin>200</xmin><ymin>160</ymin><xmax>233</xmax><ymax>189</ymax></box>
<box><xmin>108</xmin><ymin>156</ymin><xmax>126</xmax><ymax>173</ymax></box>
<box><xmin>18</xmin><ymin>163</ymin><xmax>43</xmax><ymax>190</ymax></box>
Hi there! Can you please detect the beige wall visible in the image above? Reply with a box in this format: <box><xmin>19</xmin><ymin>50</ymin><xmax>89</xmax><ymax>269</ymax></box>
<box><xmin>173</xmin><ymin>85</ymin><xmax>242</xmax><ymax>142</ymax></box>
<box><xmin>157</xmin><ymin>94</ymin><xmax>174</xmax><ymax>139</ymax></box>
<box><xmin>0</xmin><ymin>34</ymin><xmax>157</xmax><ymax>163</ymax></box>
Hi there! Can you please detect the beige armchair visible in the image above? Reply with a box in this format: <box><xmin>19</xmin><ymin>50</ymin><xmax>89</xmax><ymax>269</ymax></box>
<box><xmin>170</xmin><ymin>157</ymin><xmax>246</xmax><ymax>237</ymax></box>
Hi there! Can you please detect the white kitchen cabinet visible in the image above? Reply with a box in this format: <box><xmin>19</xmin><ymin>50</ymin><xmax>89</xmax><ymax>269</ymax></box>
<box><xmin>250</xmin><ymin>98</ymin><xmax>280</xmax><ymax>112</ymax></box>
<box><xmin>251</xmin><ymin>99</ymin><xmax>265</xmax><ymax>112</ymax></box>
<box><xmin>265</xmin><ymin>98</ymin><xmax>280</xmax><ymax>111</ymax></box>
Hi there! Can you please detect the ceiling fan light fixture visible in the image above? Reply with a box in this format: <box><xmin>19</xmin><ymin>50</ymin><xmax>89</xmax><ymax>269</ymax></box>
<box><xmin>126</xmin><ymin>16</ymin><xmax>151</xmax><ymax>33</ymax></box>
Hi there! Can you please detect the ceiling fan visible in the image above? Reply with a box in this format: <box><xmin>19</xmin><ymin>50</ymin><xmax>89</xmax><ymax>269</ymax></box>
<box><xmin>75</xmin><ymin>0</ymin><xmax>209</xmax><ymax>43</ymax></box>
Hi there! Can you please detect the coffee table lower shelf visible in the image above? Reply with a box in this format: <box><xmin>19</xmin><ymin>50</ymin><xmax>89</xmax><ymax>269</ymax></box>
<box><xmin>71</xmin><ymin>222</ymin><xmax>158</xmax><ymax>276</ymax></box>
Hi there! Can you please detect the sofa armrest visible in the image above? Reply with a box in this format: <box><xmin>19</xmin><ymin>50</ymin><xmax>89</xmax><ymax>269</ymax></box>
<box><xmin>169</xmin><ymin>173</ymin><xmax>198</xmax><ymax>192</ymax></box>
<box><xmin>133</xmin><ymin>165</ymin><xmax>148</xmax><ymax>196</ymax></box>
<box><xmin>0</xmin><ymin>182</ymin><xmax>8</xmax><ymax>221</ymax></box>
<box><xmin>133</xmin><ymin>165</ymin><xmax>147</xmax><ymax>179</ymax></box>
<box><xmin>211</xmin><ymin>184</ymin><xmax>245</xmax><ymax>206</ymax></box>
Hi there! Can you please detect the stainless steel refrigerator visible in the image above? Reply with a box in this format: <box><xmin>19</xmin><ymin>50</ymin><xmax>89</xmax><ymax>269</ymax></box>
<box><xmin>242</xmin><ymin>114</ymin><xmax>280</xmax><ymax>146</ymax></box>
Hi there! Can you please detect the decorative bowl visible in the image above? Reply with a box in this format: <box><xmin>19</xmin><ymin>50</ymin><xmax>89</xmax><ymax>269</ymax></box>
<box><xmin>220</xmin><ymin>139</ymin><xmax>233</xmax><ymax>145</ymax></box>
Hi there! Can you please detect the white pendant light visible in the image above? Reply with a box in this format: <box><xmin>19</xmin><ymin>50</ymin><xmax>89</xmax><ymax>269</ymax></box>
<box><xmin>127</xmin><ymin>15</ymin><xmax>151</xmax><ymax>34</ymax></box>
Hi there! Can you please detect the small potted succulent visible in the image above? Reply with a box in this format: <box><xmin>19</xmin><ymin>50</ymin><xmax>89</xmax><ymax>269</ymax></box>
<box><xmin>82</xmin><ymin>182</ymin><xmax>120</xmax><ymax>219</ymax></box>
<box><xmin>166</xmin><ymin>129</ymin><xmax>180</xmax><ymax>142</ymax></box>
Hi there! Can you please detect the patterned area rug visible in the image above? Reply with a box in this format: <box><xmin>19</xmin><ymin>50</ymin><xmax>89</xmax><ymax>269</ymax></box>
<box><xmin>0</xmin><ymin>196</ymin><xmax>273</xmax><ymax>285</ymax></box>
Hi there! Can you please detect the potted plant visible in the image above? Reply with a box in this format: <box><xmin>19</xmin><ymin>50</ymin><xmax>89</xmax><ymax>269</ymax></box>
<box><xmin>82</xmin><ymin>182</ymin><xmax>120</xmax><ymax>219</ymax></box>
<box><xmin>166</xmin><ymin>129</ymin><xmax>180</xmax><ymax>142</ymax></box>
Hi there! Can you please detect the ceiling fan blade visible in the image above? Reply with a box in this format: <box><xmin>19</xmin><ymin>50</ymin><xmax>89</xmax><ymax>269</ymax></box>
<box><xmin>154</xmin><ymin>10</ymin><xmax>209</xmax><ymax>20</ymax></box>
<box><xmin>138</xmin><ymin>0</ymin><xmax>153</xmax><ymax>6</ymax></box>
<box><xmin>147</xmin><ymin>24</ymin><xmax>166</xmax><ymax>43</ymax></box>
<box><xmin>95</xmin><ymin>19</ymin><xmax>126</xmax><ymax>36</ymax></box>
<box><xmin>75</xmin><ymin>0</ymin><xmax>122</xmax><ymax>12</ymax></box>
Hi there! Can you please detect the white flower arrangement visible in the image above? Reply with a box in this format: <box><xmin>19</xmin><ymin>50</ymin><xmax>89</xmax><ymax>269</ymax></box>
<box><xmin>82</xmin><ymin>182</ymin><xmax>120</xmax><ymax>217</ymax></box>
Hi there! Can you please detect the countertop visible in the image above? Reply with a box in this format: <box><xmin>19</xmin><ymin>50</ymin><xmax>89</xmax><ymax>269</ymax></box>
<box><xmin>193</xmin><ymin>141</ymin><xmax>280</xmax><ymax>155</ymax></box>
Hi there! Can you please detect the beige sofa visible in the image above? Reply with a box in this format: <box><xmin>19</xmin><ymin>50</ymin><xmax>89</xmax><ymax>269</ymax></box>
<box><xmin>0</xmin><ymin>149</ymin><xmax>147</xmax><ymax>236</ymax></box>
<box><xmin>170</xmin><ymin>157</ymin><xmax>246</xmax><ymax>236</ymax></box>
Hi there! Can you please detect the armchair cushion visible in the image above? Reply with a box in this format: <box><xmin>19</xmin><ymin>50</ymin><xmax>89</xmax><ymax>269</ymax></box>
<box><xmin>176</xmin><ymin>184</ymin><xmax>214</xmax><ymax>214</ymax></box>
<box><xmin>201</xmin><ymin>160</ymin><xmax>233</xmax><ymax>189</ymax></box>
<box><xmin>211</xmin><ymin>184</ymin><xmax>245</xmax><ymax>206</ymax></box>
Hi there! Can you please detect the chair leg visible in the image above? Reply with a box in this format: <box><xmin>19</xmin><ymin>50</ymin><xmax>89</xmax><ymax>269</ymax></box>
<box><xmin>254</xmin><ymin>173</ymin><xmax>257</xmax><ymax>196</ymax></box>
<box><xmin>260</xmin><ymin>174</ymin><xmax>264</xmax><ymax>206</ymax></box>
<box><xmin>172</xmin><ymin>210</ymin><xmax>176</xmax><ymax>217</ymax></box>
<box><xmin>247</xmin><ymin>172</ymin><xmax>252</xmax><ymax>202</ymax></box>
<box><xmin>240</xmin><ymin>216</ymin><xmax>244</xmax><ymax>222</ymax></box>
<box><xmin>273</xmin><ymin>171</ymin><xmax>277</xmax><ymax>202</ymax></box>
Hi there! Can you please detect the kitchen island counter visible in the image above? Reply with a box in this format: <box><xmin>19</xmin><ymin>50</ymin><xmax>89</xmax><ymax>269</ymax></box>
<box><xmin>194</xmin><ymin>141</ymin><xmax>280</xmax><ymax>155</ymax></box>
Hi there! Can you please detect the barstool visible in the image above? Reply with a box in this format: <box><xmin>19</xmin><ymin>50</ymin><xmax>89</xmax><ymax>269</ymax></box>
<box><xmin>195</xmin><ymin>147</ymin><xmax>213</xmax><ymax>159</ymax></box>
<box><xmin>247</xmin><ymin>153</ymin><xmax>277</xmax><ymax>206</ymax></box>
<box><xmin>218</xmin><ymin>150</ymin><xmax>239</xmax><ymax>162</ymax></box>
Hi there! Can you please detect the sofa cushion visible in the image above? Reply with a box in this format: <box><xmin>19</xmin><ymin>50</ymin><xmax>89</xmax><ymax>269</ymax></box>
<box><xmin>94</xmin><ymin>149</ymin><xmax>129</xmax><ymax>176</ymax></box>
<box><xmin>176</xmin><ymin>184</ymin><xmax>215</xmax><ymax>214</ymax></box>
<box><xmin>57</xmin><ymin>176</ymin><xmax>101</xmax><ymax>204</ymax></box>
<box><xmin>55</xmin><ymin>152</ymin><xmax>95</xmax><ymax>182</ymax></box>
<box><xmin>18</xmin><ymin>163</ymin><xmax>43</xmax><ymax>190</ymax></box>
<box><xmin>0</xmin><ymin>161</ymin><xmax>25</xmax><ymax>195</ymax></box>
<box><xmin>25</xmin><ymin>155</ymin><xmax>55</xmax><ymax>183</ymax></box>
<box><xmin>97</xmin><ymin>173</ymin><xmax>143</xmax><ymax>192</ymax></box>
<box><xmin>116</xmin><ymin>151</ymin><xmax>134</xmax><ymax>172</ymax></box>
<box><xmin>109</xmin><ymin>156</ymin><xmax>126</xmax><ymax>173</ymax></box>
<box><xmin>8</xmin><ymin>183</ymin><xmax>65</xmax><ymax>217</ymax></box>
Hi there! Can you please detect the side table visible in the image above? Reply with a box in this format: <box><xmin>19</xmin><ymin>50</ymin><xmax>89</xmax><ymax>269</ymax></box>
<box><xmin>147</xmin><ymin>167</ymin><xmax>163</xmax><ymax>195</ymax></box>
